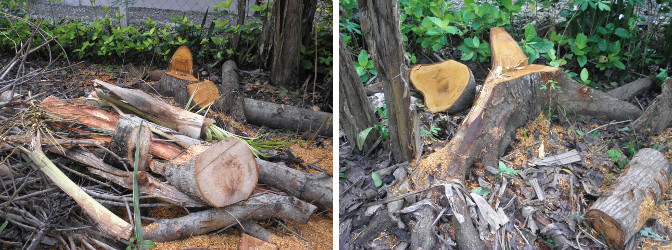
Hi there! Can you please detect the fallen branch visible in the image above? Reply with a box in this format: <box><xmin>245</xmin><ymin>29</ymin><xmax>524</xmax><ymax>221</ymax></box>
<box><xmin>257</xmin><ymin>159</ymin><xmax>332</xmax><ymax>210</ymax></box>
<box><xmin>586</xmin><ymin>148</ymin><xmax>670</xmax><ymax>248</ymax></box>
<box><xmin>23</xmin><ymin>133</ymin><xmax>131</xmax><ymax>240</ymax></box>
<box><xmin>142</xmin><ymin>192</ymin><xmax>317</xmax><ymax>242</ymax></box>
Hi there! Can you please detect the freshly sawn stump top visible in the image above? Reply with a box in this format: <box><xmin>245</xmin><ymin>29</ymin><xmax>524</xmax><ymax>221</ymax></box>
<box><xmin>410</xmin><ymin>60</ymin><xmax>475</xmax><ymax>113</ymax></box>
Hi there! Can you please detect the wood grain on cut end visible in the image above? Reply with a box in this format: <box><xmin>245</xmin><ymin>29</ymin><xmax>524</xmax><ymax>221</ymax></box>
<box><xmin>195</xmin><ymin>138</ymin><xmax>258</xmax><ymax>207</ymax></box>
<box><xmin>410</xmin><ymin>60</ymin><xmax>475</xmax><ymax>113</ymax></box>
<box><xmin>187</xmin><ymin>80</ymin><xmax>220</xmax><ymax>108</ymax></box>
<box><xmin>169</xmin><ymin>46</ymin><xmax>194</xmax><ymax>75</ymax></box>
<box><xmin>490</xmin><ymin>27</ymin><xmax>528</xmax><ymax>73</ymax></box>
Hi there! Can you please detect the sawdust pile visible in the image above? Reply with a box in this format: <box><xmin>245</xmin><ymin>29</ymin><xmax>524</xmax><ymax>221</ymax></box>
<box><xmin>290</xmin><ymin>140</ymin><xmax>333</xmax><ymax>174</ymax></box>
<box><xmin>155</xmin><ymin>233</ymin><xmax>241</xmax><ymax>249</ymax></box>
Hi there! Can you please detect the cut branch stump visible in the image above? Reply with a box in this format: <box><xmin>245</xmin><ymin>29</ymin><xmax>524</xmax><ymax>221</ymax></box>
<box><xmin>586</xmin><ymin>148</ymin><xmax>671</xmax><ymax>248</ymax></box>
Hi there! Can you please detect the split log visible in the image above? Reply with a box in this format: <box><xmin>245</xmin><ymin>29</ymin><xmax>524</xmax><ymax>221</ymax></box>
<box><xmin>629</xmin><ymin>78</ymin><xmax>672</xmax><ymax>135</ymax></box>
<box><xmin>95</xmin><ymin>79</ymin><xmax>214</xmax><ymax>139</ymax></box>
<box><xmin>104</xmin><ymin>117</ymin><xmax>152</xmax><ymax>171</ymax></box>
<box><xmin>586</xmin><ymin>148</ymin><xmax>671</xmax><ymax>248</ymax></box>
<box><xmin>40</xmin><ymin>96</ymin><xmax>118</xmax><ymax>131</ymax></box>
<box><xmin>142</xmin><ymin>192</ymin><xmax>317</xmax><ymax>242</ymax></box>
<box><xmin>153</xmin><ymin>138</ymin><xmax>258</xmax><ymax>208</ymax></box>
<box><xmin>156</xmin><ymin>46</ymin><xmax>199</xmax><ymax>105</ymax></box>
<box><xmin>213</xmin><ymin>60</ymin><xmax>246</xmax><ymax>122</ymax></box>
<box><xmin>607</xmin><ymin>77</ymin><xmax>653</xmax><ymax>101</ymax></box>
<box><xmin>409</xmin><ymin>60</ymin><xmax>476</xmax><ymax>113</ymax></box>
<box><xmin>243</xmin><ymin>98</ymin><xmax>333</xmax><ymax>137</ymax></box>
<box><xmin>257</xmin><ymin>159</ymin><xmax>332</xmax><ymax>210</ymax></box>
<box><xmin>415</xmin><ymin>27</ymin><xmax>643</xmax><ymax>249</ymax></box>
<box><xmin>52</xmin><ymin>147</ymin><xmax>205</xmax><ymax>207</ymax></box>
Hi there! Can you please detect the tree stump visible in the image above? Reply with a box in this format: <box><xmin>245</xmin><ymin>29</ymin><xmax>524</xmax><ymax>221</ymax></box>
<box><xmin>156</xmin><ymin>46</ymin><xmax>199</xmax><ymax>106</ymax></box>
<box><xmin>158</xmin><ymin>138</ymin><xmax>258</xmax><ymax>208</ymax></box>
<box><xmin>213</xmin><ymin>60</ymin><xmax>246</xmax><ymax>122</ymax></box>
<box><xmin>586</xmin><ymin>148</ymin><xmax>671</xmax><ymax>248</ymax></box>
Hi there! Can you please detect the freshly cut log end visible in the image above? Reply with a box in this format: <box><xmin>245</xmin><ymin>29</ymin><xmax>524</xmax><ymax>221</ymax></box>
<box><xmin>186</xmin><ymin>80</ymin><xmax>220</xmax><ymax>108</ymax></box>
<box><xmin>167</xmin><ymin>46</ymin><xmax>197</xmax><ymax>82</ymax></box>
<box><xmin>164</xmin><ymin>138</ymin><xmax>258</xmax><ymax>207</ymax></box>
<box><xmin>410</xmin><ymin>60</ymin><xmax>476</xmax><ymax>113</ymax></box>
<box><xmin>585</xmin><ymin>148</ymin><xmax>671</xmax><ymax>248</ymax></box>
<box><xmin>490</xmin><ymin>27</ymin><xmax>528</xmax><ymax>73</ymax></box>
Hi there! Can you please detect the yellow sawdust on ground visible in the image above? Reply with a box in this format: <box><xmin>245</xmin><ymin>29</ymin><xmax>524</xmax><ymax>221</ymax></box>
<box><xmin>650</xmin><ymin>128</ymin><xmax>672</xmax><ymax>163</ymax></box>
<box><xmin>148</xmin><ymin>205</ymin><xmax>189</xmax><ymax>219</ymax></box>
<box><xmin>510</xmin><ymin>113</ymin><xmax>572</xmax><ymax>166</ymax></box>
<box><xmin>289</xmin><ymin>140</ymin><xmax>333</xmax><ymax>174</ymax></box>
<box><xmin>155</xmin><ymin>232</ymin><xmax>241</xmax><ymax>249</ymax></box>
<box><xmin>271</xmin><ymin>213</ymin><xmax>333</xmax><ymax>250</ymax></box>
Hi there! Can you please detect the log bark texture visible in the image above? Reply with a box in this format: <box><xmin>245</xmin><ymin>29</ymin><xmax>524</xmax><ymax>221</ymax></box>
<box><xmin>243</xmin><ymin>98</ymin><xmax>332</xmax><ymax>136</ymax></box>
<box><xmin>96</xmin><ymin>79</ymin><xmax>214</xmax><ymax>139</ymax></box>
<box><xmin>606</xmin><ymin>77</ymin><xmax>653</xmax><ymax>101</ymax></box>
<box><xmin>339</xmin><ymin>37</ymin><xmax>379</xmax><ymax>153</ymax></box>
<box><xmin>155</xmin><ymin>75</ymin><xmax>196</xmax><ymax>106</ymax></box>
<box><xmin>270</xmin><ymin>0</ymin><xmax>302</xmax><ymax>87</ymax></box>
<box><xmin>586</xmin><ymin>148</ymin><xmax>671</xmax><ymax>248</ymax></box>
<box><xmin>142</xmin><ymin>192</ymin><xmax>317</xmax><ymax>242</ymax></box>
<box><xmin>629</xmin><ymin>78</ymin><xmax>672</xmax><ymax>135</ymax></box>
<box><xmin>213</xmin><ymin>60</ymin><xmax>246</xmax><ymax>122</ymax></box>
<box><xmin>357</xmin><ymin>0</ymin><xmax>417</xmax><ymax>163</ymax></box>
<box><xmin>162</xmin><ymin>138</ymin><xmax>258</xmax><ymax>207</ymax></box>
<box><xmin>257</xmin><ymin>159</ymin><xmax>332</xmax><ymax>210</ymax></box>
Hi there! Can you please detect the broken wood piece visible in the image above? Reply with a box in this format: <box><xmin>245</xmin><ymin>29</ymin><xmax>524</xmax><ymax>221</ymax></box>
<box><xmin>95</xmin><ymin>79</ymin><xmax>214</xmax><ymax>139</ymax></box>
<box><xmin>586</xmin><ymin>148</ymin><xmax>671</xmax><ymax>248</ymax></box>
<box><xmin>257</xmin><ymin>159</ymin><xmax>332</xmax><ymax>210</ymax></box>
<box><xmin>40</xmin><ymin>96</ymin><xmax>118</xmax><ymax>131</ymax></box>
<box><xmin>409</xmin><ymin>60</ymin><xmax>476</xmax><ymax>113</ymax></box>
<box><xmin>629</xmin><ymin>78</ymin><xmax>672</xmax><ymax>135</ymax></box>
<box><xmin>238</xmin><ymin>234</ymin><xmax>278</xmax><ymax>250</ymax></box>
<box><xmin>142</xmin><ymin>192</ymin><xmax>317</xmax><ymax>242</ymax></box>
<box><xmin>104</xmin><ymin>117</ymin><xmax>152</xmax><ymax>171</ymax></box>
<box><xmin>26</xmin><ymin>134</ymin><xmax>132</xmax><ymax>240</ymax></box>
<box><xmin>244</xmin><ymin>98</ymin><xmax>333</xmax><ymax>137</ymax></box>
<box><xmin>606</xmin><ymin>77</ymin><xmax>653</xmax><ymax>101</ymax></box>
<box><xmin>186</xmin><ymin>80</ymin><xmax>220</xmax><ymax>108</ymax></box>
<box><xmin>157</xmin><ymin>138</ymin><xmax>258</xmax><ymax>208</ymax></box>
<box><xmin>52</xmin><ymin>147</ymin><xmax>205</xmax><ymax>207</ymax></box>
<box><xmin>530</xmin><ymin>149</ymin><xmax>582</xmax><ymax>166</ymax></box>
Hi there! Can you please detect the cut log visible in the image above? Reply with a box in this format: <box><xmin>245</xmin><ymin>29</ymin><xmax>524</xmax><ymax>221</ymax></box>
<box><xmin>238</xmin><ymin>221</ymin><xmax>276</xmax><ymax>242</ymax></box>
<box><xmin>186</xmin><ymin>80</ymin><xmax>220</xmax><ymax>108</ymax></box>
<box><xmin>104</xmin><ymin>117</ymin><xmax>152</xmax><ymax>171</ymax></box>
<box><xmin>53</xmin><ymin>147</ymin><xmax>205</xmax><ymax>207</ymax></box>
<box><xmin>586</xmin><ymin>148</ymin><xmax>671</xmax><ymax>248</ymax></box>
<box><xmin>243</xmin><ymin>98</ymin><xmax>333</xmax><ymax>137</ymax></box>
<box><xmin>410</xmin><ymin>60</ymin><xmax>476</xmax><ymax>113</ymax></box>
<box><xmin>156</xmin><ymin>138</ymin><xmax>258</xmax><ymax>208</ymax></box>
<box><xmin>213</xmin><ymin>60</ymin><xmax>246</xmax><ymax>122</ymax></box>
<box><xmin>142</xmin><ymin>192</ymin><xmax>317</xmax><ymax>242</ymax></box>
<box><xmin>607</xmin><ymin>77</ymin><xmax>653</xmax><ymax>101</ymax></box>
<box><xmin>95</xmin><ymin>79</ymin><xmax>214</xmax><ymax>139</ymax></box>
<box><xmin>257</xmin><ymin>159</ymin><xmax>332</xmax><ymax>210</ymax></box>
<box><xmin>629</xmin><ymin>78</ymin><xmax>672</xmax><ymax>135</ymax></box>
<box><xmin>414</xmin><ymin>27</ymin><xmax>644</xmax><ymax>249</ymax></box>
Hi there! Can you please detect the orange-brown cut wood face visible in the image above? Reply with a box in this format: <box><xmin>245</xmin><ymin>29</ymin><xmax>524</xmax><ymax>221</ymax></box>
<box><xmin>410</xmin><ymin>60</ymin><xmax>473</xmax><ymax>113</ymax></box>
<box><xmin>167</xmin><ymin>46</ymin><xmax>198</xmax><ymax>82</ymax></box>
<box><xmin>186</xmin><ymin>80</ymin><xmax>220</xmax><ymax>108</ymax></box>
